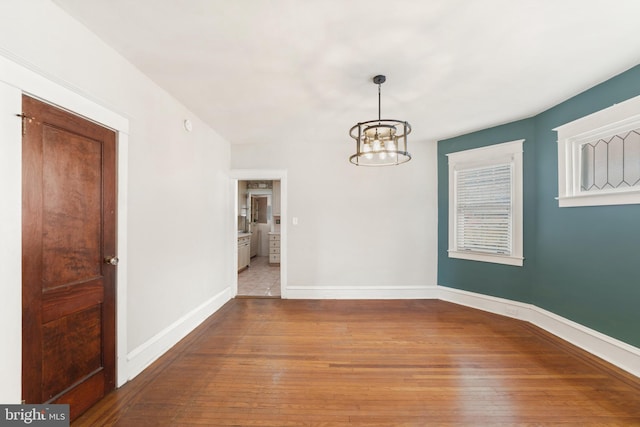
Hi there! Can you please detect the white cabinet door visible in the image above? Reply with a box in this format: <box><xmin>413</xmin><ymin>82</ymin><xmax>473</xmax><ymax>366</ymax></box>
<box><xmin>238</xmin><ymin>236</ymin><xmax>251</xmax><ymax>271</ymax></box>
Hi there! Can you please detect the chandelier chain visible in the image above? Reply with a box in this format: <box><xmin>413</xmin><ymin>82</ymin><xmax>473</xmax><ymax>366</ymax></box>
<box><xmin>378</xmin><ymin>82</ymin><xmax>382</xmax><ymax>122</ymax></box>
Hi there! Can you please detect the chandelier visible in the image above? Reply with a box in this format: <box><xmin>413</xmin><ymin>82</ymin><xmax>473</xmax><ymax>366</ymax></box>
<box><xmin>349</xmin><ymin>75</ymin><xmax>411</xmax><ymax>166</ymax></box>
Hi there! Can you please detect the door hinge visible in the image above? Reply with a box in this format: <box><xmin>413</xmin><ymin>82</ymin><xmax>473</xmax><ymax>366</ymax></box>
<box><xmin>16</xmin><ymin>113</ymin><xmax>35</xmax><ymax>136</ymax></box>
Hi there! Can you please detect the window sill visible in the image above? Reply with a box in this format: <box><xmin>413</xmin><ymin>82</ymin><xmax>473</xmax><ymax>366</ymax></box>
<box><xmin>557</xmin><ymin>190</ymin><xmax>640</xmax><ymax>207</ymax></box>
<box><xmin>448</xmin><ymin>250</ymin><xmax>524</xmax><ymax>267</ymax></box>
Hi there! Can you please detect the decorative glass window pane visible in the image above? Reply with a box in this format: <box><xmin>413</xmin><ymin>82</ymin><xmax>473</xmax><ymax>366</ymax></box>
<box><xmin>625</xmin><ymin>131</ymin><xmax>640</xmax><ymax>186</ymax></box>
<box><xmin>581</xmin><ymin>143</ymin><xmax>595</xmax><ymax>190</ymax></box>
<box><xmin>579</xmin><ymin>129</ymin><xmax>640</xmax><ymax>192</ymax></box>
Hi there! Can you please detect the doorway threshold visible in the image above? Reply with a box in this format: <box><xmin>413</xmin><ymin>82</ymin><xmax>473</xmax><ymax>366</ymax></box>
<box><xmin>235</xmin><ymin>295</ymin><xmax>280</xmax><ymax>299</ymax></box>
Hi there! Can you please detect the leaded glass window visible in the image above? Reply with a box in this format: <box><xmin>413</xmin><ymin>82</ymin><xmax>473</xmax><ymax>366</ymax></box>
<box><xmin>580</xmin><ymin>129</ymin><xmax>640</xmax><ymax>192</ymax></box>
<box><xmin>555</xmin><ymin>94</ymin><xmax>640</xmax><ymax>207</ymax></box>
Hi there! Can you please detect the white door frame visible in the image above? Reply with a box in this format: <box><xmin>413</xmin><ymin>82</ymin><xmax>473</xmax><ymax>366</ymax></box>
<box><xmin>229</xmin><ymin>169</ymin><xmax>287</xmax><ymax>298</ymax></box>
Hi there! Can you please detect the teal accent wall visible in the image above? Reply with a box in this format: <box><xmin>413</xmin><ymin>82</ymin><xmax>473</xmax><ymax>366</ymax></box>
<box><xmin>438</xmin><ymin>64</ymin><xmax>640</xmax><ymax>348</ymax></box>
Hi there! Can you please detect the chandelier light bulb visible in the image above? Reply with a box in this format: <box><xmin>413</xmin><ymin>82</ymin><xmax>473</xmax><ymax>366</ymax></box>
<box><xmin>388</xmin><ymin>138</ymin><xmax>397</xmax><ymax>157</ymax></box>
<box><xmin>362</xmin><ymin>142</ymin><xmax>373</xmax><ymax>160</ymax></box>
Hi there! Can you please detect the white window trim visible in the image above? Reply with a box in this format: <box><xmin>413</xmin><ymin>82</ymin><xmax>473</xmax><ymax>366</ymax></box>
<box><xmin>555</xmin><ymin>94</ymin><xmax>640</xmax><ymax>208</ymax></box>
<box><xmin>447</xmin><ymin>140</ymin><xmax>524</xmax><ymax>267</ymax></box>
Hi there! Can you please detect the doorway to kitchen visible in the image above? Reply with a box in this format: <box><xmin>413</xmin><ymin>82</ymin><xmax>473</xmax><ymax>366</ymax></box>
<box><xmin>236</xmin><ymin>179</ymin><xmax>282</xmax><ymax>298</ymax></box>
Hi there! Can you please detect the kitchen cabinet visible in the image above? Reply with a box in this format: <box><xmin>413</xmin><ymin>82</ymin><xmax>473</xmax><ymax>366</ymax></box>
<box><xmin>238</xmin><ymin>180</ymin><xmax>247</xmax><ymax>214</ymax></box>
<box><xmin>268</xmin><ymin>233</ymin><xmax>280</xmax><ymax>264</ymax></box>
<box><xmin>238</xmin><ymin>234</ymin><xmax>251</xmax><ymax>272</ymax></box>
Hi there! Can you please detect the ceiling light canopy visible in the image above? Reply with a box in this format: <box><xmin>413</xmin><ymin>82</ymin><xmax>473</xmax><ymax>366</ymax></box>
<box><xmin>349</xmin><ymin>75</ymin><xmax>411</xmax><ymax>166</ymax></box>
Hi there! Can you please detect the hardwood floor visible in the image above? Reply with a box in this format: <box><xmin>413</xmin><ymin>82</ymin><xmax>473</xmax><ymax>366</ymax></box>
<box><xmin>73</xmin><ymin>299</ymin><xmax>640</xmax><ymax>426</ymax></box>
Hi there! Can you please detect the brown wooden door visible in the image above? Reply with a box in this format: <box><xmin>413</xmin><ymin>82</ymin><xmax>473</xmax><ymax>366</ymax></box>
<box><xmin>21</xmin><ymin>95</ymin><xmax>117</xmax><ymax>421</ymax></box>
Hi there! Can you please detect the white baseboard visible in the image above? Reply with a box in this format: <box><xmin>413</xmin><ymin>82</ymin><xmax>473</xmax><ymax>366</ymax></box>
<box><xmin>529</xmin><ymin>306</ymin><xmax>640</xmax><ymax>379</ymax></box>
<box><xmin>125</xmin><ymin>287</ymin><xmax>232</xmax><ymax>381</ymax></box>
<box><xmin>438</xmin><ymin>286</ymin><xmax>640</xmax><ymax>378</ymax></box>
<box><xmin>285</xmin><ymin>285</ymin><xmax>440</xmax><ymax>300</ymax></box>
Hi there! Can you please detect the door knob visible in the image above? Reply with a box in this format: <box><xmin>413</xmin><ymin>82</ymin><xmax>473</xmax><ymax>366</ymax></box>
<box><xmin>104</xmin><ymin>256</ymin><xmax>119</xmax><ymax>266</ymax></box>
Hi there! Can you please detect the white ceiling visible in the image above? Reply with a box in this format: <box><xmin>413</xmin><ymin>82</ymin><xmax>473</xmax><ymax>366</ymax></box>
<box><xmin>53</xmin><ymin>0</ymin><xmax>640</xmax><ymax>147</ymax></box>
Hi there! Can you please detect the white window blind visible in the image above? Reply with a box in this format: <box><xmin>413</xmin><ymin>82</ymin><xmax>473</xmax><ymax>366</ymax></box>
<box><xmin>455</xmin><ymin>164</ymin><xmax>512</xmax><ymax>255</ymax></box>
<box><xmin>448</xmin><ymin>139</ymin><xmax>523</xmax><ymax>266</ymax></box>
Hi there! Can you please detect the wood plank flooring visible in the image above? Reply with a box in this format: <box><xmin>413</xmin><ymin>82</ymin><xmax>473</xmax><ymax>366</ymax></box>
<box><xmin>73</xmin><ymin>299</ymin><xmax>640</xmax><ymax>426</ymax></box>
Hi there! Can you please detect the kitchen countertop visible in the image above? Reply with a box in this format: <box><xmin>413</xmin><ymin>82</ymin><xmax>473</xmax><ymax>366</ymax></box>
<box><xmin>237</xmin><ymin>232</ymin><xmax>252</xmax><ymax>238</ymax></box>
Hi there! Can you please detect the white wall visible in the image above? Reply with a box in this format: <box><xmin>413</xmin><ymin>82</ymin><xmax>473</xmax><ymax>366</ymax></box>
<box><xmin>0</xmin><ymin>0</ymin><xmax>233</xmax><ymax>401</ymax></box>
<box><xmin>232</xmin><ymin>139</ymin><xmax>439</xmax><ymax>298</ymax></box>
<box><xmin>0</xmin><ymin>81</ymin><xmax>23</xmax><ymax>404</ymax></box>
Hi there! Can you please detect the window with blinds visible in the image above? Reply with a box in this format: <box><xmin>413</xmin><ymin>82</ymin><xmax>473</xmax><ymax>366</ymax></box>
<box><xmin>455</xmin><ymin>164</ymin><xmax>512</xmax><ymax>255</ymax></box>
<box><xmin>447</xmin><ymin>140</ymin><xmax>523</xmax><ymax>266</ymax></box>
